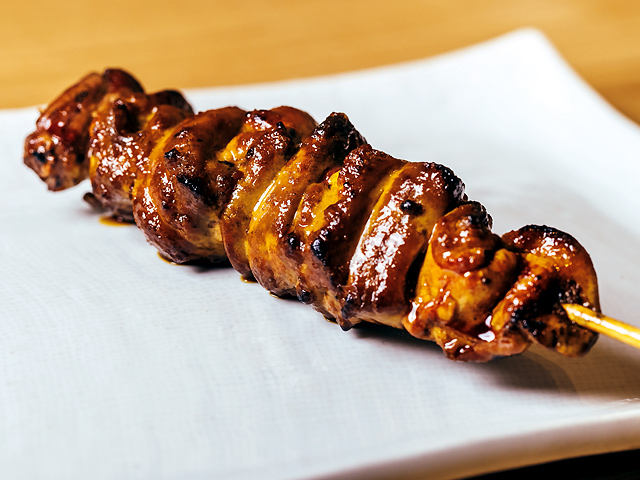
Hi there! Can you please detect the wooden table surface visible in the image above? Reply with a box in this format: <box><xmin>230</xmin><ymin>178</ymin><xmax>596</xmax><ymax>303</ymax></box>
<box><xmin>4</xmin><ymin>1</ymin><xmax>640</xmax><ymax>479</ymax></box>
<box><xmin>3</xmin><ymin>0</ymin><xmax>640</xmax><ymax>123</ymax></box>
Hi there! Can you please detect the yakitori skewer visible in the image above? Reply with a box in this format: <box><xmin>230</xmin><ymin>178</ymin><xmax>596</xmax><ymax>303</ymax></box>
<box><xmin>24</xmin><ymin>68</ymin><xmax>635</xmax><ymax>361</ymax></box>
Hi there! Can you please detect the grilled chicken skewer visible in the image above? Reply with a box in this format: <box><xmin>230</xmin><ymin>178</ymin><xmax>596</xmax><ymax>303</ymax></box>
<box><xmin>24</xmin><ymin>69</ymin><xmax>605</xmax><ymax>361</ymax></box>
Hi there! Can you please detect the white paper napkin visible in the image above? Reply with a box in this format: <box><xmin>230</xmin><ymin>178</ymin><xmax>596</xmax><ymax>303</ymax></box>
<box><xmin>2</xmin><ymin>29</ymin><xmax>640</xmax><ymax>480</ymax></box>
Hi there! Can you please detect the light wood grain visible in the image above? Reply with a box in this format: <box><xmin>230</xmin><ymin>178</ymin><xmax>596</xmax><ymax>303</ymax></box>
<box><xmin>3</xmin><ymin>1</ymin><xmax>640</xmax><ymax>122</ymax></box>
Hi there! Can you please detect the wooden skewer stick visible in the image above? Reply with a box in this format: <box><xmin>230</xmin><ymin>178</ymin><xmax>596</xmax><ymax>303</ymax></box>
<box><xmin>562</xmin><ymin>304</ymin><xmax>640</xmax><ymax>350</ymax></box>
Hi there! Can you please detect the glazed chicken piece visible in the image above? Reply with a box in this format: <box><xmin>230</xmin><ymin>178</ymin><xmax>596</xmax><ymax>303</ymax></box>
<box><xmin>496</xmin><ymin>225</ymin><xmax>599</xmax><ymax>356</ymax></box>
<box><xmin>24</xmin><ymin>69</ymin><xmax>143</xmax><ymax>190</ymax></box>
<box><xmin>24</xmin><ymin>69</ymin><xmax>602</xmax><ymax>362</ymax></box>
<box><xmin>404</xmin><ymin>202</ymin><xmax>530</xmax><ymax>361</ymax></box>
<box><xmin>87</xmin><ymin>87</ymin><xmax>193</xmax><ymax>220</ymax></box>
<box><xmin>218</xmin><ymin>107</ymin><xmax>317</xmax><ymax>274</ymax></box>
<box><xmin>132</xmin><ymin>107</ymin><xmax>247</xmax><ymax>264</ymax></box>
<box><xmin>403</xmin><ymin>205</ymin><xmax>598</xmax><ymax>360</ymax></box>
<box><xmin>248</xmin><ymin>112</ymin><xmax>366</xmax><ymax>296</ymax></box>
<box><xmin>132</xmin><ymin>106</ymin><xmax>316</xmax><ymax>265</ymax></box>
<box><xmin>24</xmin><ymin>68</ymin><xmax>194</xmax><ymax>221</ymax></box>
<box><xmin>337</xmin><ymin>155</ymin><xmax>466</xmax><ymax>330</ymax></box>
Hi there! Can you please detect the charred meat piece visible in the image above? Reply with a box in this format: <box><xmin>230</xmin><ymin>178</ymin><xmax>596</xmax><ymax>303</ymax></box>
<box><xmin>288</xmin><ymin>145</ymin><xmax>406</xmax><ymax>325</ymax></box>
<box><xmin>342</xmin><ymin>160</ymin><xmax>465</xmax><ymax>330</ymax></box>
<box><xmin>218</xmin><ymin>107</ymin><xmax>317</xmax><ymax>276</ymax></box>
<box><xmin>404</xmin><ymin>202</ymin><xmax>529</xmax><ymax>361</ymax></box>
<box><xmin>23</xmin><ymin>68</ymin><xmax>196</xmax><ymax>224</ymax></box>
<box><xmin>248</xmin><ymin>112</ymin><xmax>366</xmax><ymax>297</ymax></box>
<box><xmin>132</xmin><ymin>107</ymin><xmax>246</xmax><ymax>264</ymax></box>
<box><xmin>88</xmin><ymin>89</ymin><xmax>193</xmax><ymax>220</ymax></box>
<box><xmin>495</xmin><ymin>225</ymin><xmax>599</xmax><ymax>356</ymax></box>
<box><xmin>24</xmin><ymin>69</ymin><xmax>144</xmax><ymax>190</ymax></box>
